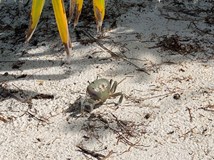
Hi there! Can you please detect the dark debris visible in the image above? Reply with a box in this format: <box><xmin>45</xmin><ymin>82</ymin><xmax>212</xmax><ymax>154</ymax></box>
<box><xmin>152</xmin><ymin>35</ymin><xmax>204</xmax><ymax>54</ymax></box>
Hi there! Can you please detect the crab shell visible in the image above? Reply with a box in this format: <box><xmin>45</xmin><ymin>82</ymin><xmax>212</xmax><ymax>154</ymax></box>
<box><xmin>86</xmin><ymin>78</ymin><xmax>111</xmax><ymax>102</ymax></box>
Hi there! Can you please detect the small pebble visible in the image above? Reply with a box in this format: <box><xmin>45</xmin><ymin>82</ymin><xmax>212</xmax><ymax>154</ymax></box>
<box><xmin>173</xmin><ymin>93</ymin><xmax>181</xmax><ymax>100</ymax></box>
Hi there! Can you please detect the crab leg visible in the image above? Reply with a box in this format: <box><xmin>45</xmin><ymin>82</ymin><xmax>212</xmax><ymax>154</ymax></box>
<box><xmin>25</xmin><ymin>0</ymin><xmax>45</xmax><ymax>42</ymax></box>
<box><xmin>81</xmin><ymin>98</ymin><xmax>102</xmax><ymax>114</ymax></box>
<box><xmin>69</xmin><ymin>0</ymin><xmax>83</xmax><ymax>28</ymax></box>
<box><xmin>110</xmin><ymin>81</ymin><xmax>118</xmax><ymax>93</ymax></box>
<box><xmin>52</xmin><ymin>0</ymin><xmax>72</xmax><ymax>58</ymax></box>
<box><xmin>93</xmin><ymin>0</ymin><xmax>105</xmax><ymax>32</ymax></box>
<box><xmin>118</xmin><ymin>94</ymin><xmax>123</xmax><ymax>104</ymax></box>
<box><xmin>111</xmin><ymin>92</ymin><xmax>123</xmax><ymax>105</ymax></box>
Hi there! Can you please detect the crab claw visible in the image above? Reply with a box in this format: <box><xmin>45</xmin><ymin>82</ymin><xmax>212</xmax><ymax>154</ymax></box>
<box><xmin>93</xmin><ymin>0</ymin><xmax>105</xmax><ymax>32</ymax></box>
<box><xmin>68</xmin><ymin>0</ymin><xmax>83</xmax><ymax>28</ymax></box>
<box><xmin>25</xmin><ymin>0</ymin><xmax>45</xmax><ymax>42</ymax></box>
<box><xmin>52</xmin><ymin>0</ymin><xmax>72</xmax><ymax>58</ymax></box>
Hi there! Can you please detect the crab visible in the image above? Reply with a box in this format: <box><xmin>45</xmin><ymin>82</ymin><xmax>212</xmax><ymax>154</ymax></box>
<box><xmin>80</xmin><ymin>78</ymin><xmax>123</xmax><ymax>113</ymax></box>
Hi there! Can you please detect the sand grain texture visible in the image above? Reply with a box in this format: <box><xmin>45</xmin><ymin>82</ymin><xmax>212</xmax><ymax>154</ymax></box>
<box><xmin>0</xmin><ymin>0</ymin><xmax>214</xmax><ymax>160</ymax></box>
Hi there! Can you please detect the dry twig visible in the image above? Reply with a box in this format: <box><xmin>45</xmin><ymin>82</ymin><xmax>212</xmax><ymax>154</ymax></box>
<box><xmin>76</xmin><ymin>145</ymin><xmax>113</xmax><ymax>160</ymax></box>
<box><xmin>81</xmin><ymin>30</ymin><xmax>150</xmax><ymax>75</ymax></box>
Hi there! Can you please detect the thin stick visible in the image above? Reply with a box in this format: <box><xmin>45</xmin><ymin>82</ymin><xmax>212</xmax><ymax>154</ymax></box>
<box><xmin>186</xmin><ymin>107</ymin><xmax>193</xmax><ymax>122</ymax></box>
<box><xmin>81</xmin><ymin>30</ymin><xmax>150</xmax><ymax>75</ymax></box>
<box><xmin>76</xmin><ymin>145</ymin><xmax>105</xmax><ymax>160</ymax></box>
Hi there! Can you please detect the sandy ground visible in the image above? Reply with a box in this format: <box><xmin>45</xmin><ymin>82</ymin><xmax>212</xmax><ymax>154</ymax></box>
<box><xmin>0</xmin><ymin>0</ymin><xmax>214</xmax><ymax>160</ymax></box>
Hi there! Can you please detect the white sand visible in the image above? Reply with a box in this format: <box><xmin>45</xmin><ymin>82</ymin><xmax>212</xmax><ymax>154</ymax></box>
<box><xmin>0</xmin><ymin>0</ymin><xmax>214</xmax><ymax>159</ymax></box>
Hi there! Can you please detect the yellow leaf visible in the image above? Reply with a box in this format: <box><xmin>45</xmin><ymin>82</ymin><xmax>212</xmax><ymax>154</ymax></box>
<box><xmin>52</xmin><ymin>0</ymin><xmax>72</xmax><ymax>57</ymax></box>
<box><xmin>68</xmin><ymin>0</ymin><xmax>76</xmax><ymax>23</ymax></box>
<box><xmin>69</xmin><ymin>0</ymin><xmax>83</xmax><ymax>28</ymax></box>
<box><xmin>25</xmin><ymin>0</ymin><xmax>45</xmax><ymax>42</ymax></box>
<box><xmin>93</xmin><ymin>0</ymin><xmax>105</xmax><ymax>32</ymax></box>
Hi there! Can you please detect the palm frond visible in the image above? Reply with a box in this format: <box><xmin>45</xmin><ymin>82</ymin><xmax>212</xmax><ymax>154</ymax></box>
<box><xmin>93</xmin><ymin>0</ymin><xmax>105</xmax><ymax>32</ymax></box>
<box><xmin>69</xmin><ymin>0</ymin><xmax>83</xmax><ymax>28</ymax></box>
<box><xmin>25</xmin><ymin>0</ymin><xmax>45</xmax><ymax>42</ymax></box>
<box><xmin>52</xmin><ymin>0</ymin><xmax>72</xmax><ymax>57</ymax></box>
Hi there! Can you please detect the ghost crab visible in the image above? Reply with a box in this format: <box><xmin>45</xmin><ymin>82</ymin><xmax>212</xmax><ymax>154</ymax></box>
<box><xmin>81</xmin><ymin>78</ymin><xmax>123</xmax><ymax>113</ymax></box>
